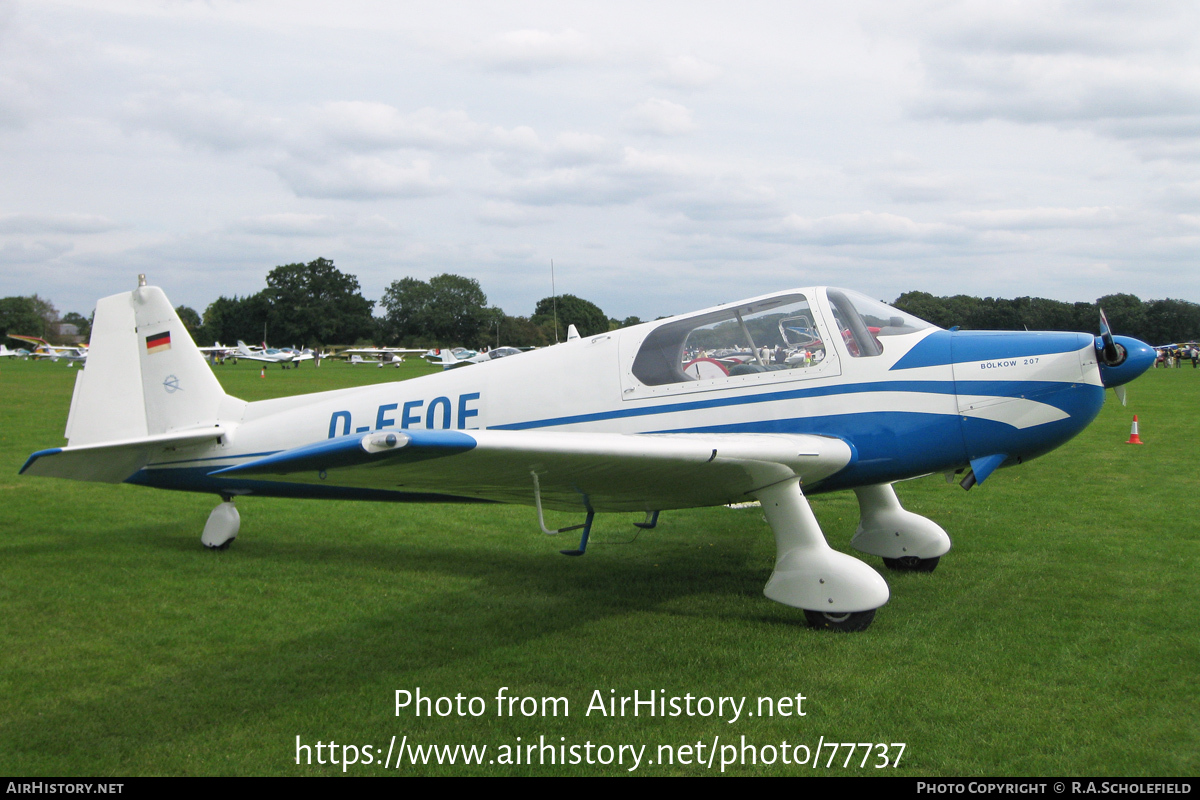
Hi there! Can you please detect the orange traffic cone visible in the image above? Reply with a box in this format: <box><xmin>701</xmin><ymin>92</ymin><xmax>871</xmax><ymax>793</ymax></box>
<box><xmin>260</xmin><ymin>367</ymin><xmax>265</xmax><ymax>378</ymax></box>
<box><xmin>1126</xmin><ymin>415</ymin><xmax>1143</xmax><ymax>444</ymax></box>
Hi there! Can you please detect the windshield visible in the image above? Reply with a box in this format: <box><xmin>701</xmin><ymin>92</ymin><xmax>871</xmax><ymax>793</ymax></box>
<box><xmin>826</xmin><ymin>289</ymin><xmax>933</xmax><ymax>358</ymax></box>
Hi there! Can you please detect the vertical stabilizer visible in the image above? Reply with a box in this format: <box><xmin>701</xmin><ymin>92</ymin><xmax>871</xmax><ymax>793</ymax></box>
<box><xmin>64</xmin><ymin>281</ymin><xmax>228</xmax><ymax>447</ymax></box>
<box><xmin>65</xmin><ymin>290</ymin><xmax>148</xmax><ymax>446</ymax></box>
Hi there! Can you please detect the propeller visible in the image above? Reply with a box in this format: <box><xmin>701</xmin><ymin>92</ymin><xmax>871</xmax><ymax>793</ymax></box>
<box><xmin>1097</xmin><ymin>307</ymin><xmax>1129</xmax><ymax>406</ymax></box>
<box><xmin>1098</xmin><ymin>308</ymin><xmax>1121</xmax><ymax>365</ymax></box>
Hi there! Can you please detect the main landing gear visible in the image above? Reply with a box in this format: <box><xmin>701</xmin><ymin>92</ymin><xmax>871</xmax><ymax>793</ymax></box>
<box><xmin>755</xmin><ymin>480</ymin><xmax>953</xmax><ymax>632</ymax></box>
<box><xmin>201</xmin><ymin>497</ymin><xmax>240</xmax><ymax>550</ymax></box>
<box><xmin>755</xmin><ymin>478</ymin><xmax>890</xmax><ymax>632</ymax></box>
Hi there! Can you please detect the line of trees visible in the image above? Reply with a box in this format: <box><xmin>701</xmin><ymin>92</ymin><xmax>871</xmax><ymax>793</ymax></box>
<box><xmin>0</xmin><ymin>295</ymin><xmax>94</xmax><ymax>344</ymax></box>
<box><xmin>892</xmin><ymin>291</ymin><xmax>1200</xmax><ymax>344</ymax></box>
<box><xmin>9</xmin><ymin>263</ymin><xmax>1200</xmax><ymax>351</ymax></box>
<box><xmin>198</xmin><ymin>259</ymin><xmax>624</xmax><ymax>350</ymax></box>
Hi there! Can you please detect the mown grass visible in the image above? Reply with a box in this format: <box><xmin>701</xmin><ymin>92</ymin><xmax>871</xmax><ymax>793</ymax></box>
<box><xmin>0</xmin><ymin>358</ymin><xmax>1196</xmax><ymax>776</ymax></box>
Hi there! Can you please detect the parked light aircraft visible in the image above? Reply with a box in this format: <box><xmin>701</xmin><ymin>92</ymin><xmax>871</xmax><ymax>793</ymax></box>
<box><xmin>342</xmin><ymin>347</ymin><xmax>427</xmax><ymax>368</ymax></box>
<box><xmin>422</xmin><ymin>347</ymin><xmax>477</xmax><ymax>365</ymax></box>
<box><xmin>438</xmin><ymin>346</ymin><xmax>526</xmax><ymax>369</ymax></box>
<box><xmin>20</xmin><ymin>277</ymin><xmax>1155</xmax><ymax>631</ymax></box>
<box><xmin>9</xmin><ymin>335</ymin><xmax>88</xmax><ymax>364</ymax></box>
<box><xmin>235</xmin><ymin>341</ymin><xmax>296</xmax><ymax>367</ymax></box>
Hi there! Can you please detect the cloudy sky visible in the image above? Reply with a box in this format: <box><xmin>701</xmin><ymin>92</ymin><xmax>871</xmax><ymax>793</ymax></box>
<box><xmin>2</xmin><ymin>0</ymin><xmax>1198</xmax><ymax>324</ymax></box>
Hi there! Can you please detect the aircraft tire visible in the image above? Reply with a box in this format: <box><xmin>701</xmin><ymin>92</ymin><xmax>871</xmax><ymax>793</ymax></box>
<box><xmin>205</xmin><ymin>540</ymin><xmax>234</xmax><ymax>551</ymax></box>
<box><xmin>803</xmin><ymin>609</ymin><xmax>875</xmax><ymax>632</ymax></box>
<box><xmin>882</xmin><ymin>555</ymin><xmax>940</xmax><ymax>573</ymax></box>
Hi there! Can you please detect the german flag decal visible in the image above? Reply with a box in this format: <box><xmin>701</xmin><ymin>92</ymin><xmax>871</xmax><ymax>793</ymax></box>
<box><xmin>146</xmin><ymin>331</ymin><xmax>171</xmax><ymax>354</ymax></box>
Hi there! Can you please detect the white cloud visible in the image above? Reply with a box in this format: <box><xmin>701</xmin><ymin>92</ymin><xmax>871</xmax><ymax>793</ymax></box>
<box><xmin>500</xmin><ymin>146</ymin><xmax>698</xmax><ymax>207</ymax></box>
<box><xmin>476</xmin><ymin>201</ymin><xmax>548</xmax><ymax>228</ymax></box>
<box><xmin>623</xmin><ymin>98</ymin><xmax>696</xmax><ymax>136</ymax></box>
<box><xmin>845</xmin><ymin>154</ymin><xmax>969</xmax><ymax>204</ymax></box>
<box><xmin>314</xmin><ymin>103</ymin><xmax>488</xmax><ymax>152</ymax></box>
<box><xmin>780</xmin><ymin>211</ymin><xmax>966</xmax><ymax>245</ymax></box>
<box><xmin>4</xmin><ymin>1</ymin><xmax>1200</xmax><ymax>314</ymax></box>
<box><xmin>234</xmin><ymin>213</ymin><xmax>341</xmax><ymax>236</ymax></box>
<box><xmin>276</xmin><ymin>156</ymin><xmax>447</xmax><ymax>200</ymax></box>
<box><xmin>124</xmin><ymin>90</ymin><xmax>285</xmax><ymax>152</ymax></box>
<box><xmin>0</xmin><ymin>239</ymin><xmax>73</xmax><ymax>265</ymax></box>
<box><xmin>476</xmin><ymin>28</ymin><xmax>598</xmax><ymax>72</ymax></box>
<box><xmin>906</xmin><ymin>1</ymin><xmax>1200</xmax><ymax>164</ymax></box>
<box><xmin>545</xmin><ymin>132</ymin><xmax>616</xmax><ymax>166</ymax></box>
<box><xmin>951</xmin><ymin>206</ymin><xmax>1124</xmax><ymax>230</ymax></box>
<box><xmin>656</xmin><ymin>55</ymin><xmax>721</xmax><ymax>89</ymax></box>
<box><xmin>0</xmin><ymin>213</ymin><xmax>121</xmax><ymax>234</ymax></box>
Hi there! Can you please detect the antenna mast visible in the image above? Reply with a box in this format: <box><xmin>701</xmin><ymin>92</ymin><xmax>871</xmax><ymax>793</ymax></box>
<box><xmin>551</xmin><ymin>259</ymin><xmax>559</xmax><ymax>344</ymax></box>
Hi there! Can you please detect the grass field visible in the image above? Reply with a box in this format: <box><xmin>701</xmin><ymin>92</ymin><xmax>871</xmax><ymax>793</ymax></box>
<box><xmin>1</xmin><ymin>357</ymin><xmax>1196</xmax><ymax>776</ymax></box>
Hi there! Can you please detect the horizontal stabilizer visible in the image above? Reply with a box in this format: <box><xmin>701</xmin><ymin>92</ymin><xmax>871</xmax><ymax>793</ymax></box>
<box><xmin>20</xmin><ymin>427</ymin><xmax>227</xmax><ymax>483</ymax></box>
<box><xmin>209</xmin><ymin>429</ymin><xmax>855</xmax><ymax>513</ymax></box>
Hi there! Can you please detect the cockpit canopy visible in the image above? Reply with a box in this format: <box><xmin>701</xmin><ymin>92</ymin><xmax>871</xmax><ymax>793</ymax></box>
<box><xmin>631</xmin><ymin>287</ymin><xmax>931</xmax><ymax>387</ymax></box>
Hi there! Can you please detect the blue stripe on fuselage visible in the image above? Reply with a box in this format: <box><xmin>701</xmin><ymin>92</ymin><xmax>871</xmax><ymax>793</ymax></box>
<box><xmin>491</xmin><ymin>378</ymin><xmax>1086</xmax><ymax>432</ymax></box>
<box><xmin>652</xmin><ymin>411</ymin><xmax>967</xmax><ymax>490</ymax></box>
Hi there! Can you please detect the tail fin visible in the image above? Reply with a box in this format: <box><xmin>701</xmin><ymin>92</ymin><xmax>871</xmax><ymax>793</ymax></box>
<box><xmin>64</xmin><ymin>280</ymin><xmax>230</xmax><ymax>447</ymax></box>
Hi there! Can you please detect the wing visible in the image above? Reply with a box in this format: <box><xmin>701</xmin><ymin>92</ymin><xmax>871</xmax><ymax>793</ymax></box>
<box><xmin>8</xmin><ymin>334</ymin><xmax>50</xmax><ymax>348</ymax></box>
<box><xmin>210</xmin><ymin>429</ymin><xmax>854</xmax><ymax>512</ymax></box>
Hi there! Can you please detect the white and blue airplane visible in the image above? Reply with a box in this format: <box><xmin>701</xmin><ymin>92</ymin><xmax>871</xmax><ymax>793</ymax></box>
<box><xmin>20</xmin><ymin>276</ymin><xmax>1155</xmax><ymax>631</ymax></box>
<box><xmin>235</xmin><ymin>340</ymin><xmax>297</xmax><ymax>367</ymax></box>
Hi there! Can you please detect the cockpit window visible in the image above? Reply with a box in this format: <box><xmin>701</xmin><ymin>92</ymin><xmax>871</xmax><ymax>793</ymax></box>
<box><xmin>632</xmin><ymin>294</ymin><xmax>830</xmax><ymax>386</ymax></box>
<box><xmin>826</xmin><ymin>289</ymin><xmax>932</xmax><ymax>358</ymax></box>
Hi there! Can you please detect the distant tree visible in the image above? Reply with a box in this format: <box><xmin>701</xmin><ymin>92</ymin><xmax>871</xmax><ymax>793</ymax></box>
<box><xmin>1094</xmin><ymin>293</ymin><xmax>1146</xmax><ymax>342</ymax></box>
<box><xmin>380</xmin><ymin>277</ymin><xmax>434</xmax><ymax>344</ymax></box>
<box><xmin>965</xmin><ymin>297</ymin><xmax>1023</xmax><ymax>331</ymax></box>
<box><xmin>60</xmin><ymin>311</ymin><xmax>91</xmax><ymax>342</ymax></box>
<box><xmin>1143</xmin><ymin>299</ymin><xmax>1200</xmax><ymax>345</ymax></box>
<box><xmin>1015</xmin><ymin>297</ymin><xmax>1078</xmax><ymax>332</ymax></box>
<box><xmin>199</xmin><ymin>293</ymin><xmax>270</xmax><ymax>346</ymax></box>
<box><xmin>896</xmin><ymin>292</ymin><xmax>1105</xmax><ymax>334</ymax></box>
<box><xmin>0</xmin><ymin>296</ymin><xmax>45</xmax><ymax>340</ymax></box>
<box><xmin>380</xmin><ymin>274</ymin><xmax>490</xmax><ymax>347</ymax></box>
<box><xmin>496</xmin><ymin>314</ymin><xmax>548</xmax><ymax>348</ymax></box>
<box><xmin>174</xmin><ymin>306</ymin><xmax>201</xmax><ymax>337</ymax></box>
<box><xmin>1070</xmin><ymin>302</ymin><xmax>1097</xmax><ymax>333</ymax></box>
<box><xmin>481</xmin><ymin>306</ymin><xmax>506</xmax><ymax>348</ymax></box>
<box><xmin>263</xmin><ymin>258</ymin><xmax>375</xmax><ymax>346</ymax></box>
<box><xmin>891</xmin><ymin>291</ymin><xmax>951</xmax><ymax>328</ymax></box>
<box><xmin>891</xmin><ymin>289</ymin><xmax>1200</xmax><ymax>342</ymax></box>
<box><xmin>532</xmin><ymin>294</ymin><xmax>608</xmax><ymax>339</ymax></box>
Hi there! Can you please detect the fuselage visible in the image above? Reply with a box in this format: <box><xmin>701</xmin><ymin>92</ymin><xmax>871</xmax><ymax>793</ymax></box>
<box><xmin>129</xmin><ymin>286</ymin><xmax>1148</xmax><ymax>502</ymax></box>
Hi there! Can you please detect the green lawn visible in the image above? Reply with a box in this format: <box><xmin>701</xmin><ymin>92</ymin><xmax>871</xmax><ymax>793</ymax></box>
<box><xmin>1</xmin><ymin>358</ymin><xmax>1196</xmax><ymax>776</ymax></box>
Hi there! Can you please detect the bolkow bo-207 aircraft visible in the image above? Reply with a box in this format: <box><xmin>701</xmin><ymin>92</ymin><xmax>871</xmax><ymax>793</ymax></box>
<box><xmin>21</xmin><ymin>276</ymin><xmax>1155</xmax><ymax>631</ymax></box>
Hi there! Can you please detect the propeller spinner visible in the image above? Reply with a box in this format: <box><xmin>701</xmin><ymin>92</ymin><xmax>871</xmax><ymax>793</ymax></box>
<box><xmin>1095</xmin><ymin>308</ymin><xmax>1156</xmax><ymax>406</ymax></box>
